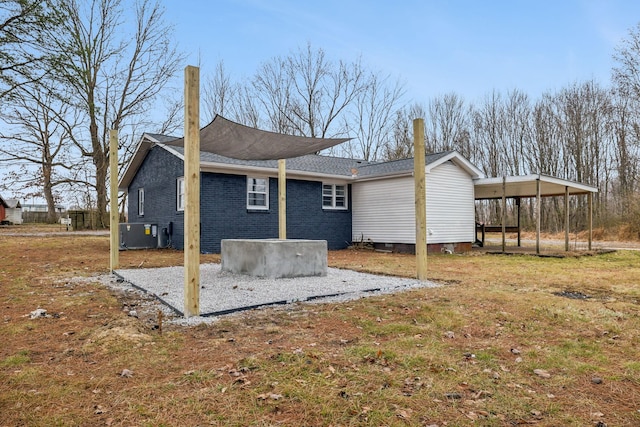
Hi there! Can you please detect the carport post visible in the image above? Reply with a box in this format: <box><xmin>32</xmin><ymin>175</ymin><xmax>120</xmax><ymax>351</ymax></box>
<box><xmin>109</xmin><ymin>129</ymin><xmax>119</xmax><ymax>271</ymax></box>
<box><xmin>413</xmin><ymin>118</ymin><xmax>427</xmax><ymax>280</ymax></box>
<box><xmin>588</xmin><ymin>192</ymin><xmax>593</xmax><ymax>250</ymax></box>
<box><xmin>565</xmin><ymin>186</ymin><xmax>570</xmax><ymax>251</ymax></box>
<box><xmin>501</xmin><ymin>176</ymin><xmax>506</xmax><ymax>253</ymax></box>
<box><xmin>184</xmin><ymin>65</ymin><xmax>200</xmax><ymax>317</ymax></box>
<box><xmin>536</xmin><ymin>177</ymin><xmax>541</xmax><ymax>254</ymax></box>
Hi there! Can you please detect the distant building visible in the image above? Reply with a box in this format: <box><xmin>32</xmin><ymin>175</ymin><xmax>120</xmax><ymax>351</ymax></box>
<box><xmin>21</xmin><ymin>203</ymin><xmax>66</xmax><ymax>213</ymax></box>
<box><xmin>0</xmin><ymin>195</ymin><xmax>23</xmax><ymax>225</ymax></box>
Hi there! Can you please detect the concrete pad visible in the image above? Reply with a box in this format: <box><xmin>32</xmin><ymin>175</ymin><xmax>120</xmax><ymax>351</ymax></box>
<box><xmin>221</xmin><ymin>239</ymin><xmax>327</xmax><ymax>278</ymax></box>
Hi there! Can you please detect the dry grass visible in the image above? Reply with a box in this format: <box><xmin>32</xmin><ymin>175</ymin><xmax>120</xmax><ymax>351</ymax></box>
<box><xmin>1</xmin><ymin>226</ymin><xmax>640</xmax><ymax>426</ymax></box>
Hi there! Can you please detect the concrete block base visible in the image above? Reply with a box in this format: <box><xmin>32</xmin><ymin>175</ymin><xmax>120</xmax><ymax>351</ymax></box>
<box><xmin>221</xmin><ymin>239</ymin><xmax>328</xmax><ymax>278</ymax></box>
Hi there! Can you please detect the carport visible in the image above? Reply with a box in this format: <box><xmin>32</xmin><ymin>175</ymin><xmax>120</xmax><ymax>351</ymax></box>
<box><xmin>474</xmin><ymin>174</ymin><xmax>599</xmax><ymax>254</ymax></box>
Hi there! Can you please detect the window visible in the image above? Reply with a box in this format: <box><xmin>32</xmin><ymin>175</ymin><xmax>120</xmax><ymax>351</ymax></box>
<box><xmin>247</xmin><ymin>177</ymin><xmax>268</xmax><ymax>209</ymax></box>
<box><xmin>138</xmin><ymin>188</ymin><xmax>145</xmax><ymax>216</ymax></box>
<box><xmin>177</xmin><ymin>177</ymin><xmax>185</xmax><ymax>211</ymax></box>
<box><xmin>322</xmin><ymin>183</ymin><xmax>347</xmax><ymax>209</ymax></box>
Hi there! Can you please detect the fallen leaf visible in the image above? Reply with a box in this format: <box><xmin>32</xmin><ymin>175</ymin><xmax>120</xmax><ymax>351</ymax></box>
<box><xmin>119</xmin><ymin>369</ymin><xmax>133</xmax><ymax>378</ymax></box>
<box><xmin>396</xmin><ymin>408</ymin><xmax>412</xmax><ymax>419</ymax></box>
<box><xmin>533</xmin><ymin>369</ymin><xmax>551</xmax><ymax>378</ymax></box>
<box><xmin>257</xmin><ymin>393</ymin><xmax>283</xmax><ymax>401</ymax></box>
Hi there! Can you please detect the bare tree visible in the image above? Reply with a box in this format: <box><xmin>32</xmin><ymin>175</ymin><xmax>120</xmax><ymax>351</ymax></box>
<box><xmin>0</xmin><ymin>0</ymin><xmax>58</xmax><ymax>100</ymax></box>
<box><xmin>501</xmin><ymin>89</ymin><xmax>532</xmax><ymax>176</ymax></box>
<box><xmin>424</xmin><ymin>93</ymin><xmax>475</xmax><ymax>162</ymax></box>
<box><xmin>48</xmin><ymin>0</ymin><xmax>183</xmax><ymax>227</ymax></box>
<box><xmin>613</xmin><ymin>23</ymin><xmax>640</xmax><ymax>106</ymax></box>
<box><xmin>341</xmin><ymin>72</ymin><xmax>405</xmax><ymax>160</ymax></box>
<box><xmin>252</xmin><ymin>44</ymin><xmax>366</xmax><ymax>138</ymax></box>
<box><xmin>382</xmin><ymin>103</ymin><xmax>426</xmax><ymax>160</ymax></box>
<box><xmin>0</xmin><ymin>80</ymin><xmax>83</xmax><ymax>221</ymax></box>
<box><xmin>202</xmin><ymin>61</ymin><xmax>239</xmax><ymax>123</ymax></box>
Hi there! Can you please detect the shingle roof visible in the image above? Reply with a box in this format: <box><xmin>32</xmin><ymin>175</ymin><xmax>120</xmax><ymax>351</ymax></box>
<box><xmin>145</xmin><ymin>133</ymin><xmax>180</xmax><ymax>144</ymax></box>
<box><xmin>356</xmin><ymin>151</ymin><xmax>453</xmax><ymax>177</ymax></box>
<box><xmin>169</xmin><ymin>145</ymin><xmax>373</xmax><ymax>177</ymax></box>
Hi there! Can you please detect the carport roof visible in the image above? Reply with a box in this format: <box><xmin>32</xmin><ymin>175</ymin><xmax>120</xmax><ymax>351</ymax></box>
<box><xmin>474</xmin><ymin>174</ymin><xmax>598</xmax><ymax>200</ymax></box>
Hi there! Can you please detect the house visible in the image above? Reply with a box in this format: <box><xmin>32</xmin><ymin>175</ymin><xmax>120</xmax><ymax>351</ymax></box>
<box><xmin>21</xmin><ymin>203</ymin><xmax>65</xmax><ymax>213</ymax></box>
<box><xmin>0</xmin><ymin>195</ymin><xmax>21</xmax><ymax>225</ymax></box>
<box><xmin>119</xmin><ymin>115</ymin><xmax>601</xmax><ymax>255</ymax></box>
<box><xmin>119</xmin><ymin>118</ymin><xmax>484</xmax><ymax>254</ymax></box>
<box><xmin>4</xmin><ymin>199</ymin><xmax>22</xmax><ymax>224</ymax></box>
<box><xmin>0</xmin><ymin>195</ymin><xmax>8</xmax><ymax>225</ymax></box>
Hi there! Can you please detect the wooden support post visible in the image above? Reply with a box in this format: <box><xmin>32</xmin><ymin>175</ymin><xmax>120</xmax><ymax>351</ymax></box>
<box><xmin>564</xmin><ymin>186</ymin><xmax>570</xmax><ymax>251</ymax></box>
<box><xmin>109</xmin><ymin>129</ymin><xmax>119</xmax><ymax>271</ymax></box>
<box><xmin>588</xmin><ymin>192</ymin><xmax>593</xmax><ymax>251</ymax></box>
<box><xmin>278</xmin><ymin>159</ymin><xmax>286</xmax><ymax>240</ymax></box>
<box><xmin>516</xmin><ymin>197</ymin><xmax>521</xmax><ymax>247</ymax></box>
<box><xmin>413</xmin><ymin>118</ymin><xmax>427</xmax><ymax>280</ymax></box>
<box><xmin>184</xmin><ymin>65</ymin><xmax>200</xmax><ymax>317</ymax></box>
<box><xmin>536</xmin><ymin>177</ymin><xmax>541</xmax><ymax>254</ymax></box>
<box><xmin>501</xmin><ymin>176</ymin><xmax>506</xmax><ymax>253</ymax></box>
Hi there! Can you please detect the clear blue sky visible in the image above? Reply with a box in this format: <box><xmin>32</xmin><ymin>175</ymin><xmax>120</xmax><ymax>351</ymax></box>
<box><xmin>164</xmin><ymin>0</ymin><xmax>640</xmax><ymax>103</ymax></box>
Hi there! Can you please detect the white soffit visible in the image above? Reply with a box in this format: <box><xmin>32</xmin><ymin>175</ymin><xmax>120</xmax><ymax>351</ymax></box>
<box><xmin>474</xmin><ymin>174</ymin><xmax>598</xmax><ymax>199</ymax></box>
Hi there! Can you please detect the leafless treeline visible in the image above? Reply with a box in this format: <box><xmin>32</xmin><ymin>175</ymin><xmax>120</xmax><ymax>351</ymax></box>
<box><xmin>203</xmin><ymin>40</ymin><xmax>640</xmax><ymax>235</ymax></box>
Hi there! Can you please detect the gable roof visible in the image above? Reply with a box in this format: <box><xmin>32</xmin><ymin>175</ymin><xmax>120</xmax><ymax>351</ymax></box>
<box><xmin>119</xmin><ymin>134</ymin><xmax>484</xmax><ymax>190</ymax></box>
<box><xmin>354</xmin><ymin>151</ymin><xmax>484</xmax><ymax>180</ymax></box>
<box><xmin>0</xmin><ymin>195</ymin><xmax>8</xmax><ymax>208</ymax></box>
<box><xmin>5</xmin><ymin>199</ymin><xmax>21</xmax><ymax>209</ymax></box>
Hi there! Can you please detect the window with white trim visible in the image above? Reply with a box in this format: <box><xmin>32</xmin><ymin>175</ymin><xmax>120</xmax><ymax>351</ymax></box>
<box><xmin>176</xmin><ymin>177</ymin><xmax>185</xmax><ymax>211</ymax></box>
<box><xmin>247</xmin><ymin>177</ymin><xmax>268</xmax><ymax>209</ymax></box>
<box><xmin>322</xmin><ymin>183</ymin><xmax>347</xmax><ymax>209</ymax></box>
<box><xmin>138</xmin><ymin>187</ymin><xmax>145</xmax><ymax>216</ymax></box>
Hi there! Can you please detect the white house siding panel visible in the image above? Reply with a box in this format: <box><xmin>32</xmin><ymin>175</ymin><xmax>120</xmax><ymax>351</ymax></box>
<box><xmin>352</xmin><ymin>176</ymin><xmax>415</xmax><ymax>244</ymax></box>
<box><xmin>6</xmin><ymin>208</ymin><xmax>22</xmax><ymax>224</ymax></box>
<box><xmin>426</xmin><ymin>161</ymin><xmax>475</xmax><ymax>244</ymax></box>
<box><xmin>352</xmin><ymin>161</ymin><xmax>475</xmax><ymax>244</ymax></box>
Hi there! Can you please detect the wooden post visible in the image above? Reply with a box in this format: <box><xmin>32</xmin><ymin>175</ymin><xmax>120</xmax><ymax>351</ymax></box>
<box><xmin>413</xmin><ymin>118</ymin><xmax>427</xmax><ymax>280</ymax></box>
<box><xmin>516</xmin><ymin>197</ymin><xmax>521</xmax><ymax>247</ymax></box>
<box><xmin>564</xmin><ymin>186</ymin><xmax>569</xmax><ymax>251</ymax></box>
<box><xmin>184</xmin><ymin>65</ymin><xmax>200</xmax><ymax>317</ymax></box>
<box><xmin>587</xmin><ymin>193</ymin><xmax>593</xmax><ymax>250</ymax></box>
<box><xmin>536</xmin><ymin>177</ymin><xmax>541</xmax><ymax>254</ymax></box>
<box><xmin>109</xmin><ymin>129</ymin><xmax>119</xmax><ymax>271</ymax></box>
<box><xmin>501</xmin><ymin>176</ymin><xmax>506</xmax><ymax>253</ymax></box>
<box><xmin>278</xmin><ymin>159</ymin><xmax>286</xmax><ymax>240</ymax></box>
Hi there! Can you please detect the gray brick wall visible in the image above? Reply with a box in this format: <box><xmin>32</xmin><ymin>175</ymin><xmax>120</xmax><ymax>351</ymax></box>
<box><xmin>127</xmin><ymin>145</ymin><xmax>185</xmax><ymax>249</ymax></box>
<box><xmin>127</xmin><ymin>146</ymin><xmax>352</xmax><ymax>253</ymax></box>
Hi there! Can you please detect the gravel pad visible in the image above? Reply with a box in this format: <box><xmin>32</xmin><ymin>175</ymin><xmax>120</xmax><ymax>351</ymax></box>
<box><xmin>115</xmin><ymin>264</ymin><xmax>437</xmax><ymax>317</ymax></box>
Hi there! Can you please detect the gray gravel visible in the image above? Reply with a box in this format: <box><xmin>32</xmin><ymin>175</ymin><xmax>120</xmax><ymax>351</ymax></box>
<box><xmin>114</xmin><ymin>263</ymin><xmax>438</xmax><ymax>318</ymax></box>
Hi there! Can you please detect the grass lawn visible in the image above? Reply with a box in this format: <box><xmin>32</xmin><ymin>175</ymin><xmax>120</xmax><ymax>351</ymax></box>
<box><xmin>1</xmin><ymin>226</ymin><xmax>639</xmax><ymax>426</ymax></box>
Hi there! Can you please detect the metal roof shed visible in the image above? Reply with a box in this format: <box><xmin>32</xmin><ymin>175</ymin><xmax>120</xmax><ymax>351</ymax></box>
<box><xmin>474</xmin><ymin>174</ymin><xmax>599</xmax><ymax>253</ymax></box>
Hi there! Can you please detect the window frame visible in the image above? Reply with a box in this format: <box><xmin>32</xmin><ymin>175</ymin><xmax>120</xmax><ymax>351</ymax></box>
<box><xmin>322</xmin><ymin>183</ymin><xmax>348</xmax><ymax>210</ymax></box>
<box><xmin>138</xmin><ymin>187</ymin><xmax>145</xmax><ymax>216</ymax></box>
<box><xmin>176</xmin><ymin>176</ymin><xmax>185</xmax><ymax>211</ymax></box>
<box><xmin>247</xmin><ymin>176</ymin><xmax>269</xmax><ymax>210</ymax></box>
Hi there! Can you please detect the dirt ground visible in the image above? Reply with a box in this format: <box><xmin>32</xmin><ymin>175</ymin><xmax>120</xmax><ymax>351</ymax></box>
<box><xmin>2</xmin><ymin>225</ymin><xmax>640</xmax><ymax>426</ymax></box>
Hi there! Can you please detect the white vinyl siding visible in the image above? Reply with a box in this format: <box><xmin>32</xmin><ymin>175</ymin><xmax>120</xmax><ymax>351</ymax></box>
<box><xmin>352</xmin><ymin>161</ymin><xmax>475</xmax><ymax>244</ymax></box>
